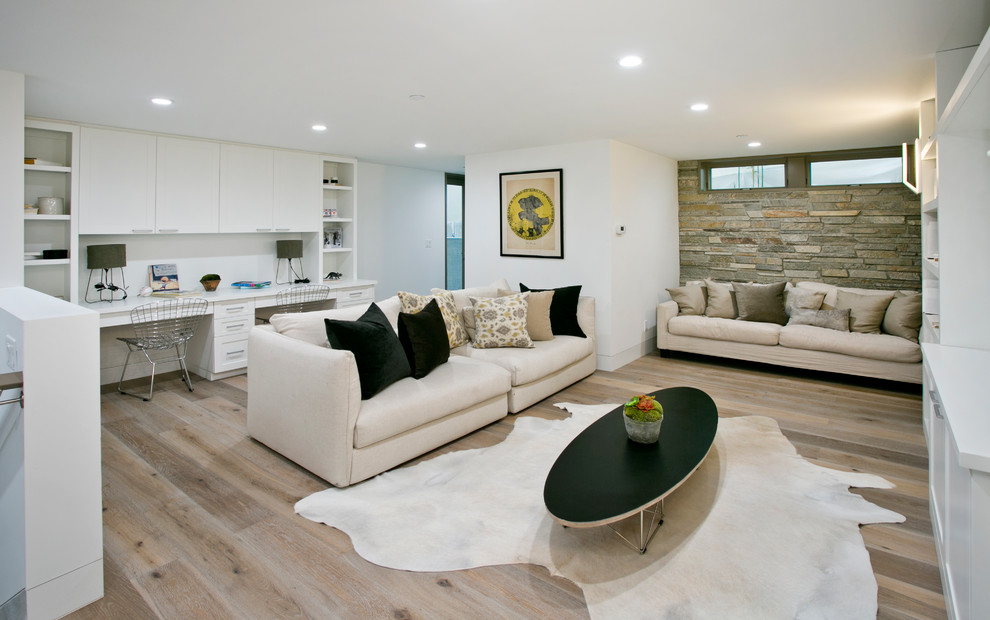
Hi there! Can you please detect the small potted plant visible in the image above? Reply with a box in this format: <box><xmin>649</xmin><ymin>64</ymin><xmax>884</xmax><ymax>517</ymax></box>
<box><xmin>623</xmin><ymin>394</ymin><xmax>664</xmax><ymax>444</ymax></box>
<box><xmin>200</xmin><ymin>273</ymin><xmax>221</xmax><ymax>292</ymax></box>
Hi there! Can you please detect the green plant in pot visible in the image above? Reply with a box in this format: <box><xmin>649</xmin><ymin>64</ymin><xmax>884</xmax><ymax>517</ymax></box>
<box><xmin>200</xmin><ymin>273</ymin><xmax>221</xmax><ymax>292</ymax></box>
<box><xmin>623</xmin><ymin>394</ymin><xmax>664</xmax><ymax>444</ymax></box>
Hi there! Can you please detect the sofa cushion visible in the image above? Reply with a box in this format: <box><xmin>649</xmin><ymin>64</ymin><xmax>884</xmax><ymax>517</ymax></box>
<box><xmin>666</xmin><ymin>284</ymin><xmax>706</xmax><ymax>316</ymax></box>
<box><xmin>398</xmin><ymin>290</ymin><xmax>469</xmax><ymax>348</ymax></box>
<box><xmin>882</xmin><ymin>292</ymin><xmax>922</xmax><ymax>342</ymax></box>
<box><xmin>787</xmin><ymin>308</ymin><xmax>850</xmax><ymax>331</ymax></box>
<box><xmin>835</xmin><ymin>289</ymin><xmax>894</xmax><ymax>334</ymax></box>
<box><xmin>324</xmin><ymin>303</ymin><xmax>412</xmax><ymax>400</ymax></box>
<box><xmin>398</xmin><ymin>298</ymin><xmax>450</xmax><ymax>379</ymax></box>
<box><xmin>498</xmin><ymin>288</ymin><xmax>554</xmax><ymax>341</ymax></box>
<box><xmin>519</xmin><ymin>283</ymin><xmax>586</xmax><ymax>337</ymax></box>
<box><xmin>734</xmin><ymin>282</ymin><xmax>788</xmax><ymax>325</ymax></box>
<box><xmin>270</xmin><ymin>296</ymin><xmax>402</xmax><ymax>347</ymax></box>
<box><xmin>703</xmin><ymin>279</ymin><xmax>737</xmax><ymax>318</ymax></box>
<box><xmin>469</xmin><ymin>293</ymin><xmax>534</xmax><ymax>349</ymax></box>
<box><xmin>459</xmin><ymin>335</ymin><xmax>594</xmax><ymax>386</ymax></box>
<box><xmin>668</xmin><ymin>315</ymin><xmax>781</xmax><ymax>345</ymax></box>
<box><xmin>353</xmin><ymin>356</ymin><xmax>511</xmax><ymax>449</ymax></box>
<box><xmin>779</xmin><ymin>324</ymin><xmax>921</xmax><ymax>363</ymax></box>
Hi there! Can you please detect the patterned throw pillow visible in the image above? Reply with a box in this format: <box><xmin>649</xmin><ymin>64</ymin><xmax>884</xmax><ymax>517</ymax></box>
<box><xmin>468</xmin><ymin>293</ymin><xmax>534</xmax><ymax>349</ymax></box>
<box><xmin>397</xmin><ymin>290</ymin><xmax>469</xmax><ymax>348</ymax></box>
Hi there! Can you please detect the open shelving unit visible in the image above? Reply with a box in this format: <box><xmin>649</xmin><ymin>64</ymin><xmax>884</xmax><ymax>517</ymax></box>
<box><xmin>23</xmin><ymin>119</ymin><xmax>79</xmax><ymax>302</ymax></box>
<box><xmin>320</xmin><ymin>155</ymin><xmax>358</xmax><ymax>281</ymax></box>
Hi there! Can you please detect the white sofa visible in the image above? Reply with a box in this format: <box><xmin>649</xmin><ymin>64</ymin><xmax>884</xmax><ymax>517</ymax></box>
<box><xmin>657</xmin><ymin>281</ymin><xmax>922</xmax><ymax>384</ymax></box>
<box><xmin>247</xmin><ymin>279</ymin><xmax>596</xmax><ymax>487</ymax></box>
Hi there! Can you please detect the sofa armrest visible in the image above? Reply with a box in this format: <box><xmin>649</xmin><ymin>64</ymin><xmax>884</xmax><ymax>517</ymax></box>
<box><xmin>577</xmin><ymin>296</ymin><xmax>596</xmax><ymax>340</ymax></box>
<box><xmin>657</xmin><ymin>300</ymin><xmax>678</xmax><ymax>349</ymax></box>
<box><xmin>247</xmin><ymin>325</ymin><xmax>362</xmax><ymax>487</ymax></box>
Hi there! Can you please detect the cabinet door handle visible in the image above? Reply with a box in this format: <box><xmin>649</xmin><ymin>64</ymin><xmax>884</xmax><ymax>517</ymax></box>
<box><xmin>274</xmin><ymin>228</ymin><xmax>290</xmax><ymax>232</ymax></box>
<box><xmin>158</xmin><ymin>228</ymin><xmax>178</xmax><ymax>233</ymax></box>
<box><xmin>131</xmin><ymin>229</ymin><xmax>153</xmax><ymax>233</ymax></box>
<box><xmin>348</xmin><ymin>291</ymin><xmax>363</xmax><ymax>297</ymax></box>
<box><xmin>224</xmin><ymin>306</ymin><xmax>246</xmax><ymax>312</ymax></box>
<box><xmin>225</xmin><ymin>323</ymin><xmax>246</xmax><ymax>330</ymax></box>
<box><xmin>929</xmin><ymin>390</ymin><xmax>944</xmax><ymax>419</ymax></box>
<box><xmin>256</xmin><ymin>228</ymin><xmax>272</xmax><ymax>232</ymax></box>
<box><xmin>227</xmin><ymin>349</ymin><xmax>246</xmax><ymax>356</ymax></box>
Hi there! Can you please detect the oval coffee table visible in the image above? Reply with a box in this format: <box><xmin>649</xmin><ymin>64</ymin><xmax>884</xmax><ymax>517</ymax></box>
<box><xmin>544</xmin><ymin>386</ymin><xmax>718</xmax><ymax>553</ymax></box>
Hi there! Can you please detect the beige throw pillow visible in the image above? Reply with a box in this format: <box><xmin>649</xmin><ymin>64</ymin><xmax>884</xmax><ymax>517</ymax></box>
<box><xmin>497</xmin><ymin>288</ymin><xmax>554</xmax><ymax>341</ymax></box>
<box><xmin>835</xmin><ymin>289</ymin><xmax>895</xmax><ymax>334</ymax></box>
<box><xmin>882</xmin><ymin>292</ymin><xmax>922</xmax><ymax>341</ymax></box>
<box><xmin>397</xmin><ymin>290</ymin><xmax>469</xmax><ymax>348</ymax></box>
<box><xmin>703</xmin><ymin>279</ymin><xmax>737</xmax><ymax>318</ymax></box>
<box><xmin>666</xmin><ymin>285</ymin><xmax>706</xmax><ymax>316</ymax></box>
<box><xmin>469</xmin><ymin>294</ymin><xmax>534</xmax><ymax>348</ymax></box>
<box><xmin>785</xmin><ymin>287</ymin><xmax>826</xmax><ymax>317</ymax></box>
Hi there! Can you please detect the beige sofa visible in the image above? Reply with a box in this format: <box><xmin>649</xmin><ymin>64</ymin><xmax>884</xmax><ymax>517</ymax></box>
<box><xmin>247</xmin><ymin>279</ymin><xmax>596</xmax><ymax>487</ymax></box>
<box><xmin>657</xmin><ymin>281</ymin><xmax>922</xmax><ymax>384</ymax></box>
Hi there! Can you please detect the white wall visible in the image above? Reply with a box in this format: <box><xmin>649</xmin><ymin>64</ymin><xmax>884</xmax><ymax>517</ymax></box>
<box><xmin>0</xmin><ymin>71</ymin><xmax>25</xmax><ymax>289</ymax></box>
<box><xmin>607</xmin><ymin>141</ymin><xmax>679</xmax><ymax>368</ymax></box>
<box><xmin>357</xmin><ymin>162</ymin><xmax>445</xmax><ymax>297</ymax></box>
<box><xmin>0</xmin><ymin>304</ymin><xmax>26</xmax><ymax>615</ymax></box>
<box><xmin>465</xmin><ymin>139</ymin><xmax>679</xmax><ymax>370</ymax></box>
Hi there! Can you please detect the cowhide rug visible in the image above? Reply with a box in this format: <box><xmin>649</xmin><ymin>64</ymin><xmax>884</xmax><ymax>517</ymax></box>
<box><xmin>296</xmin><ymin>404</ymin><xmax>904</xmax><ymax>619</ymax></box>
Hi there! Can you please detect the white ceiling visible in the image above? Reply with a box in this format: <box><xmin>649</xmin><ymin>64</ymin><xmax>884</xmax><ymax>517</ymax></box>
<box><xmin>2</xmin><ymin>0</ymin><xmax>988</xmax><ymax>172</ymax></box>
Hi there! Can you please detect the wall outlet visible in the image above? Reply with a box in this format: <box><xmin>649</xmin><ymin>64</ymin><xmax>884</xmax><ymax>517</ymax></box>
<box><xmin>5</xmin><ymin>335</ymin><xmax>16</xmax><ymax>371</ymax></box>
<box><xmin>425</xmin><ymin>239</ymin><xmax>432</xmax><ymax>249</ymax></box>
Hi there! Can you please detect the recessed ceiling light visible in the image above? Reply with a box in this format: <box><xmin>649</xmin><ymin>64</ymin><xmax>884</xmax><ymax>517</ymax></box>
<box><xmin>151</xmin><ymin>97</ymin><xmax>173</xmax><ymax>106</ymax></box>
<box><xmin>618</xmin><ymin>55</ymin><xmax>643</xmax><ymax>68</ymax></box>
<box><xmin>409</xmin><ymin>94</ymin><xmax>426</xmax><ymax>101</ymax></box>
<box><xmin>690</xmin><ymin>103</ymin><xmax>709</xmax><ymax>112</ymax></box>
<box><xmin>414</xmin><ymin>142</ymin><xmax>427</xmax><ymax>149</ymax></box>
<box><xmin>312</xmin><ymin>124</ymin><xmax>327</xmax><ymax>131</ymax></box>
<box><xmin>747</xmin><ymin>141</ymin><xmax>762</xmax><ymax>148</ymax></box>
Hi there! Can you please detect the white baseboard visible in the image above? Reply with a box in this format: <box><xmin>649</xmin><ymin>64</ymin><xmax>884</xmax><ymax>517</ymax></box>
<box><xmin>596</xmin><ymin>332</ymin><xmax>657</xmax><ymax>372</ymax></box>
<box><xmin>27</xmin><ymin>558</ymin><xmax>102</xmax><ymax>620</ymax></box>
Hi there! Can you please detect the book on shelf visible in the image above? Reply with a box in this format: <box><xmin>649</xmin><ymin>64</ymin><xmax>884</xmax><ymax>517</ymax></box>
<box><xmin>149</xmin><ymin>263</ymin><xmax>181</xmax><ymax>291</ymax></box>
<box><xmin>230</xmin><ymin>281</ymin><xmax>271</xmax><ymax>289</ymax></box>
<box><xmin>24</xmin><ymin>157</ymin><xmax>61</xmax><ymax>166</ymax></box>
<box><xmin>151</xmin><ymin>289</ymin><xmax>202</xmax><ymax>298</ymax></box>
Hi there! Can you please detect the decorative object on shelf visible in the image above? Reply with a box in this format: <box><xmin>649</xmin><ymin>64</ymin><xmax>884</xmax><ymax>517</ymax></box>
<box><xmin>85</xmin><ymin>243</ymin><xmax>128</xmax><ymax>303</ymax></box>
<box><xmin>325</xmin><ymin>271</ymin><xmax>342</xmax><ymax>281</ymax></box>
<box><xmin>325</xmin><ymin>227</ymin><xmax>343</xmax><ymax>248</ymax></box>
<box><xmin>499</xmin><ymin>168</ymin><xmax>563</xmax><ymax>259</ymax></box>
<box><xmin>36</xmin><ymin>196</ymin><xmax>64</xmax><ymax>215</ymax></box>
<box><xmin>24</xmin><ymin>205</ymin><xmax>38</xmax><ymax>215</ymax></box>
<box><xmin>323</xmin><ymin>207</ymin><xmax>338</xmax><ymax>218</ymax></box>
<box><xmin>276</xmin><ymin>239</ymin><xmax>309</xmax><ymax>284</ymax></box>
<box><xmin>623</xmin><ymin>394</ymin><xmax>664</xmax><ymax>444</ymax></box>
<box><xmin>42</xmin><ymin>249</ymin><xmax>68</xmax><ymax>260</ymax></box>
<box><xmin>149</xmin><ymin>263</ymin><xmax>180</xmax><ymax>291</ymax></box>
<box><xmin>231</xmin><ymin>281</ymin><xmax>271</xmax><ymax>288</ymax></box>
<box><xmin>199</xmin><ymin>273</ymin><xmax>222</xmax><ymax>292</ymax></box>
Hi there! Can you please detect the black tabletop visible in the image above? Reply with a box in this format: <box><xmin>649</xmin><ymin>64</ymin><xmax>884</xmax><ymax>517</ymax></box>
<box><xmin>544</xmin><ymin>386</ymin><xmax>718</xmax><ymax>526</ymax></box>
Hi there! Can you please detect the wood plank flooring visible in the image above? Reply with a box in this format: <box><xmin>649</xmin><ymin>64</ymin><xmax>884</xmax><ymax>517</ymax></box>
<box><xmin>71</xmin><ymin>352</ymin><xmax>943</xmax><ymax>619</ymax></box>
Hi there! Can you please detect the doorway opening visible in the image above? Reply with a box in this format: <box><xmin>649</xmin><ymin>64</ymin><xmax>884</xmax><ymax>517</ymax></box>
<box><xmin>445</xmin><ymin>173</ymin><xmax>464</xmax><ymax>290</ymax></box>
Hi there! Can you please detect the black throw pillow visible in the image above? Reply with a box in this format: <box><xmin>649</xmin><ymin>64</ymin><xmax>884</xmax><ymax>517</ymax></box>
<box><xmin>519</xmin><ymin>283</ymin><xmax>586</xmax><ymax>338</ymax></box>
<box><xmin>398</xmin><ymin>298</ymin><xmax>450</xmax><ymax>379</ymax></box>
<box><xmin>324</xmin><ymin>303</ymin><xmax>411</xmax><ymax>399</ymax></box>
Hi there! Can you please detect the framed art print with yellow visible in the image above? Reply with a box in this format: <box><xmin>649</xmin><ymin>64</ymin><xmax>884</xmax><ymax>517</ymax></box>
<box><xmin>499</xmin><ymin>168</ymin><xmax>563</xmax><ymax>259</ymax></box>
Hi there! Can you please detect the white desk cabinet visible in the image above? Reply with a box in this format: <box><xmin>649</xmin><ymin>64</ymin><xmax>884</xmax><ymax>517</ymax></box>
<box><xmin>187</xmin><ymin>299</ymin><xmax>254</xmax><ymax>380</ymax></box>
<box><xmin>156</xmin><ymin>136</ymin><xmax>220</xmax><ymax>233</ymax></box>
<box><xmin>922</xmin><ymin>343</ymin><xmax>990</xmax><ymax>620</ymax></box>
<box><xmin>79</xmin><ymin>127</ymin><xmax>156</xmax><ymax>234</ymax></box>
<box><xmin>219</xmin><ymin>144</ymin><xmax>274</xmax><ymax>232</ymax></box>
<box><xmin>274</xmin><ymin>150</ymin><xmax>320</xmax><ymax>231</ymax></box>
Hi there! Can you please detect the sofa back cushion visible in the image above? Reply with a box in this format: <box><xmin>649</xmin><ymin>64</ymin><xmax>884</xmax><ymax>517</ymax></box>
<box><xmin>270</xmin><ymin>296</ymin><xmax>401</xmax><ymax>347</ymax></box>
<box><xmin>435</xmin><ymin>278</ymin><xmax>511</xmax><ymax>314</ymax></box>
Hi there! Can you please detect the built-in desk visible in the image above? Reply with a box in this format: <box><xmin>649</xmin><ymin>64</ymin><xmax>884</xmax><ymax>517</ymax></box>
<box><xmin>88</xmin><ymin>279</ymin><xmax>375</xmax><ymax>383</ymax></box>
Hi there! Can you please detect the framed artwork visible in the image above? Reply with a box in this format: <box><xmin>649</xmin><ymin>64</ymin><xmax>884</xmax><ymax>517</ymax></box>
<box><xmin>500</xmin><ymin>168</ymin><xmax>563</xmax><ymax>259</ymax></box>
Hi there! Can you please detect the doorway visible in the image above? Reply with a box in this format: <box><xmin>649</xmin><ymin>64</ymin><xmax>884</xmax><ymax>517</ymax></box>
<box><xmin>445</xmin><ymin>174</ymin><xmax>464</xmax><ymax>290</ymax></box>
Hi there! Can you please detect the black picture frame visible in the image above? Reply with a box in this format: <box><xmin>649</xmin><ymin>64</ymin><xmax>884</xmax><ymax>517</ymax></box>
<box><xmin>499</xmin><ymin>168</ymin><xmax>563</xmax><ymax>259</ymax></box>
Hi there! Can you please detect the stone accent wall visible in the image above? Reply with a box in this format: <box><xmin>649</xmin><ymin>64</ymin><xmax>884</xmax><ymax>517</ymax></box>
<box><xmin>677</xmin><ymin>161</ymin><xmax>921</xmax><ymax>290</ymax></box>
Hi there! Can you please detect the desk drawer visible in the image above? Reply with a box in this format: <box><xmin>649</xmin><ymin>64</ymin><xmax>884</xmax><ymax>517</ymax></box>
<box><xmin>212</xmin><ymin>335</ymin><xmax>249</xmax><ymax>373</ymax></box>
<box><xmin>215</xmin><ymin>315</ymin><xmax>252</xmax><ymax>338</ymax></box>
<box><xmin>336</xmin><ymin>286</ymin><xmax>375</xmax><ymax>308</ymax></box>
<box><xmin>214</xmin><ymin>300</ymin><xmax>255</xmax><ymax>321</ymax></box>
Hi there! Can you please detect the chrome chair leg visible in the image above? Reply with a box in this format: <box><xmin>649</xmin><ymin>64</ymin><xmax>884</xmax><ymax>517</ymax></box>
<box><xmin>176</xmin><ymin>344</ymin><xmax>194</xmax><ymax>393</ymax></box>
<box><xmin>118</xmin><ymin>347</ymin><xmax>156</xmax><ymax>402</ymax></box>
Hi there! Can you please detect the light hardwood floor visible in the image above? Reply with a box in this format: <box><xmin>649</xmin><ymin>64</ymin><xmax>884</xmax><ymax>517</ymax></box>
<box><xmin>71</xmin><ymin>352</ymin><xmax>943</xmax><ymax>619</ymax></box>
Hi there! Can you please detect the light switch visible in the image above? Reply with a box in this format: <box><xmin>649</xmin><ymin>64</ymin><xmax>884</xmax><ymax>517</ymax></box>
<box><xmin>5</xmin><ymin>335</ymin><xmax>17</xmax><ymax>371</ymax></box>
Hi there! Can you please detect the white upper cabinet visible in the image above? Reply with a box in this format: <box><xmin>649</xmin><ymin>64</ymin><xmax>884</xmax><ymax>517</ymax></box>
<box><xmin>274</xmin><ymin>150</ymin><xmax>320</xmax><ymax>231</ymax></box>
<box><xmin>156</xmin><ymin>137</ymin><xmax>220</xmax><ymax>233</ymax></box>
<box><xmin>220</xmin><ymin>144</ymin><xmax>274</xmax><ymax>232</ymax></box>
<box><xmin>79</xmin><ymin>127</ymin><xmax>156</xmax><ymax>234</ymax></box>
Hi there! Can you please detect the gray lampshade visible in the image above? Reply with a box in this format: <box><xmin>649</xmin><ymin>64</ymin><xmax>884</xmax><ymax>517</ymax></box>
<box><xmin>86</xmin><ymin>244</ymin><xmax>127</xmax><ymax>269</ymax></box>
<box><xmin>276</xmin><ymin>240</ymin><xmax>303</xmax><ymax>259</ymax></box>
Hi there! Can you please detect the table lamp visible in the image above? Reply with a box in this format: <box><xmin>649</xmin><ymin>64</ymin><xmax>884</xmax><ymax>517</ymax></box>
<box><xmin>276</xmin><ymin>240</ymin><xmax>308</xmax><ymax>284</ymax></box>
<box><xmin>86</xmin><ymin>243</ymin><xmax>128</xmax><ymax>303</ymax></box>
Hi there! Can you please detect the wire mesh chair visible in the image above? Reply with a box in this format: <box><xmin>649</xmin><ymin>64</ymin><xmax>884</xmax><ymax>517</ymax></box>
<box><xmin>274</xmin><ymin>284</ymin><xmax>332</xmax><ymax>315</ymax></box>
<box><xmin>117</xmin><ymin>297</ymin><xmax>209</xmax><ymax>401</ymax></box>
